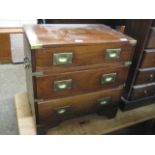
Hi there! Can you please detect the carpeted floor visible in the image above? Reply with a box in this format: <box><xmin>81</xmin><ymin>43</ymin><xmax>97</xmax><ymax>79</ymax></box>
<box><xmin>0</xmin><ymin>64</ymin><xmax>26</xmax><ymax>134</ymax></box>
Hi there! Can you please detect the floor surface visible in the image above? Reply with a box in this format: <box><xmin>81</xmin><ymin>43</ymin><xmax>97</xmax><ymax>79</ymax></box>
<box><xmin>0</xmin><ymin>64</ymin><xmax>26</xmax><ymax>134</ymax></box>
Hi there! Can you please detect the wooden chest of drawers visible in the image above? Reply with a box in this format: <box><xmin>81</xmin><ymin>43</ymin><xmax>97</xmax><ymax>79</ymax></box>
<box><xmin>121</xmin><ymin>19</ymin><xmax>155</xmax><ymax>110</ymax></box>
<box><xmin>23</xmin><ymin>24</ymin><xmax>136</xmax><ymax>134</ymax></box>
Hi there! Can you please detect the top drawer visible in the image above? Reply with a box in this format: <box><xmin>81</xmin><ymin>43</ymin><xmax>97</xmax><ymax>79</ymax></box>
<box><xmin>141</xmin><ymin>49</ymin><xmax>155</xmax><ymax>68</ymax></box>
<box><xmin>33</xmin><ymin>43</ymin><xmax>134</xmax><ymax>73</ymax></box>
<box><xmin>146</xmin><ymin>27</ymin><xmax>155</xmax><ymax>49</ymax></box>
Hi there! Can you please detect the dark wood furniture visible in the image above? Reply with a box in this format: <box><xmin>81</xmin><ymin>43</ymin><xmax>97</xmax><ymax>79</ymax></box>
<box><xmin>23</xmin><ymin>24</ymin><xmax>136</xmax><ymax>134</ymax></box>
<box><xmin>120</xmin><ymin>19</ymin><xmax>155</xmax><ymax>110</ymax></box>
<box><xmin>37</xmin><ymin>19</ymin><xmax>126</xmax><ymax>27</ymax></box>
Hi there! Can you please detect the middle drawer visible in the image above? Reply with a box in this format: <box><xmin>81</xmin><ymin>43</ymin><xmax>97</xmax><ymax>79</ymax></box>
<box><xmin>35</xmin><ymin>66</ymin><xmax>129</xmax><ymax>100</ymax></box>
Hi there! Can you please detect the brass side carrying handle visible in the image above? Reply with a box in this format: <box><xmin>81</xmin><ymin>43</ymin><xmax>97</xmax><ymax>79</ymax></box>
<box><xmin>23</xmin><ymin>57</ymin><xmax>30</xmax><ymax>69</ymax></box>
<box><xmin>105</xmin><ymin>48</ymin><xmax>121</xmax><ymax>59</ymax></box>
<box><xmin>101</xmin><ymin>73</ymin><xmax>117</xmax><ymax>84</ymax></box>
<box><xmin>53</xmin><ymin>79</ymin><xmax>72</xmax><ymax>91</ymax></box>
<box><xmin>53</xmin><ymin>52</ymin><xmax>73</xmax><ymax>65</ymax></box>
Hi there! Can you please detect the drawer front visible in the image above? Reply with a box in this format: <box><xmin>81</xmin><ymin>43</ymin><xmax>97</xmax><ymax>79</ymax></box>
<box><xmin>146</xmin><ymin>27</ymin><xmax>155</xmax><ymax>48</ymax></box>
<box><xmin>135</xmin><ymin>68</ymin><xmax>155</xmax><ymax>85</ymax></box>
<box><xmin>36</xmin><ymin>66</ymin><xmax>129</xmax><ymax>100</ymax></box>
<box><xmin>38</xmin><ymin>87</ymin><xmax>122</xmax><ymax>125</ymax></box>
<box><xmin>131</xmin><ymin>83</ymin><xmax>155</xmax><ymax>100</ymax></box>
<box><xmin>141</xmin><ymin>49</ymin><xmax>155</xmax><ymax>68</ymax></box>
<box><xmin>34</xmin><ymin>43</ymin><xmax>133</xmax><ymax>73</ymax></box>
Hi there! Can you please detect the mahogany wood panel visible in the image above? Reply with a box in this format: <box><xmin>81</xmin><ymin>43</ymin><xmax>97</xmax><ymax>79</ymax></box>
<box><xmin>141</xmin><ymin>49</ymin><xmax>155</xmax><ymax>68</ymax></box>
<box><xmin>146</xmin><ymin>27</ymin><xmax>155</xmax><ymax>48</ymax></box>
<box><xmin>131</xmin><ymin>83</ymin><xmax>155</xmax><ymax>100</ymax></box>
<box><xmin>0</xmin><ymin>33</ymin><xmax>11</xmax><ymax>63</ymax></box>
<box><xmin>34</xmin><ymin>43</ymin><xmax>133</xmax><ymax>73</ymax></box>
<box><xmin>135</xmin><ymin>67</ymin><xmax>155</xmax><ymax>85</ymax></box>
<box><xmin>35</xmin><ymin>66</ymin><xmax>129</xmax><ymax>100</ymax></box>
<box><xmin>24</xmin><ymin>24</ymin><xmax>134</xmax><ymax>48</ymax></box>
<box><xmin>38</xmin><ymin>87</ymin><xmax>123</xmax><ymax>125</ymax></box>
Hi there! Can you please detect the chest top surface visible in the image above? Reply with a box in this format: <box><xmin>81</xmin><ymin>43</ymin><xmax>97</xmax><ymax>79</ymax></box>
<box><xmin>24</xmin><ymin>24</ymin><xmax>132</xmax><ymax>49</ymax></box>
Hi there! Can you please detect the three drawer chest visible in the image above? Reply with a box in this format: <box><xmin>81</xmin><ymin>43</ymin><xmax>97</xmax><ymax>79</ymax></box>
<box><xmin>23</xmin><ymin>24</ymin><xmax>136</xmax><ymax>134</ymax></box>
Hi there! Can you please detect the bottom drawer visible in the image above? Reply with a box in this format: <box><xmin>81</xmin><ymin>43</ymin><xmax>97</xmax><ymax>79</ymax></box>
<box><xmin>131</xmin><ymin>83</ymin><xmax>155</xmax><ymax>100</ymax></box>
<box><xmin>135</xmin><ymin>67</ymin><xmax>155</xmax><ymax>85</ymax></box>
<box><xmin>37</xmin><ymin>86</ymin><xmax>123</xmax><ymax>126</ymax></box>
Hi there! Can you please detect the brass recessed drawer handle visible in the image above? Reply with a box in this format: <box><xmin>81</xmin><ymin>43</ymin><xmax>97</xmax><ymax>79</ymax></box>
<box><xmin>101</xmin><ymin>73</ymin><xmax>117</xmax><ymax>84</ymax></box>
<box><xmin>109</xmin><ymin>53</ymin><xmax>117</xmax><ymax>58</ymax></box>
<box><xmin>105</xmin><ymin>77</ymin><xmax>113</xmax><ymax>82</ymax></box>
<box><xmin>53</xmin><ymin>52</ymin><xmax>73</xmax><ymax>65</ymax></box>
<box><xmin>105</xmin><ymin>48</ymin><xmax>121</xmax><ymax>59</ymax></box>
<box><xmin>54</xmin><ymin>106</ymin><xmax>72</xmax><ymax>115</ymax></box>
<box><xmin>58</xmin><ymin>57</ymin><xmax>68</xmax><ymax>63</ymax></box>
<box><xmin>97</xmin><ymin>97</ymin><xmax>111</xmax><ymax>106</ymax></box>
<box><xmin>53</xmin><ymin>79</ymin><xmax>72</xmax><ymax>91</ymax></box>
<box><xmin>58</xmin><ymin>83</ymin><xmax>67</xmax><ymax>89</ymax></box>
<box><xmin>57</xmin><ymin>108</ymin><xmax>66</xmax><ymax>114</ymax></box>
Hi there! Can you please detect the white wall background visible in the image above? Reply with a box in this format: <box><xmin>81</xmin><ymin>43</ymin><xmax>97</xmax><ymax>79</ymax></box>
<box><xmin>0</xmin><ymin>19</ymin><xmax>37</xmax><ymax>27</ymax></box>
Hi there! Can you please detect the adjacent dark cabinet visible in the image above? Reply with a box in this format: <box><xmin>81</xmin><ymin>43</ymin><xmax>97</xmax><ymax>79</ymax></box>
<box><xmin>121</xmin><ymin>19</ymin><xmax>155</xmax><ymax>110</ymax></box>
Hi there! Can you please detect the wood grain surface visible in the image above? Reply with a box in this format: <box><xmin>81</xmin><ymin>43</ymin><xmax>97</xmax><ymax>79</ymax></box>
<box><xmin>24</xmin><ymin>24</ymin><xmax>133</xmax><ymax>48</ymax></box>
<box><xmin>36</xmin><ymin>66</ymin><xmax>129</xmax><ymax>100</ymax></box>
<box><xmin>38</xmin><ymin>87</ymin><xmax>123</xmax><ymax>125</ymax></box>
<box><xmin>34</xmin><ymin>43</ymin><xmax>133</xmax><ymax>73</ymax></box>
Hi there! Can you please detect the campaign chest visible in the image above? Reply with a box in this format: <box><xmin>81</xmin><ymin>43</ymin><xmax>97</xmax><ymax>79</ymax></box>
<box><xmin>121</xmin><ymin>19</ymin><xmax>155</xmax><ymax>110</ymax></box>
<box><xmin>23</xmin><ymin>24</ymin><xmax>136</xmax><ymax>134</ymax></box>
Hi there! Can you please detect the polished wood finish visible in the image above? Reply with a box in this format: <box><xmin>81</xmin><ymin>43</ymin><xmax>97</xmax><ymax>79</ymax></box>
<box><xmin>38</xmin><ymin>87</ymin><xmax>122</xmax><ymax>127</ymax></box>
<box><xmin>141</xmin><ymin>49</ymin><xmax>155</xmax><ymax>68</ymax></box>
<box><xmin>36</xmin><ymin>66</ymin><xmax>129</xmax><ymax>100</ymax></box>
<box><xmin>0</xmin><ymin>33</ymin><xmax>11</xmax><ymax>63</ymax></box>
<box><xmin>135</xmin><ymin>67</ymin><xmax>155</xmax><ymax>85</ymax></box>
<box><xmin>146</xmin><ymin>27</ymin><xmax>155</xmax><ymax>48</ymax></box>
<box><xmin>24</xmin><ymin>24</ymin><xmax>135</xmax><ymax>133</ymax></box>
<box><xmin>35</xmin><ymin>43</ymin><xmax>133</xmax><ymax>73</ymax></box>
<box><xmin>24</xmin><ymin>24</ymin><xmax>133</xmax><ymax>48</ymax></box>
